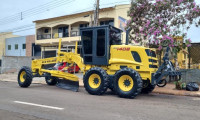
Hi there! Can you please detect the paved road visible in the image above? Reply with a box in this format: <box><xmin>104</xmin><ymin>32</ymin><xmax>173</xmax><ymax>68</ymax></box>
<box><xmin>0</xmin><ymin>81</ymin><xmax>200</xmax><ymax>120</ymax></box>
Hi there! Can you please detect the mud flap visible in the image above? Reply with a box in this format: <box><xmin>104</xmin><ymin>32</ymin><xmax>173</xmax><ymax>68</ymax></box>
<box><xmin>56</xmin><ymin>79</ymin><xmax>79</xmax><ymax>92</ymax></box>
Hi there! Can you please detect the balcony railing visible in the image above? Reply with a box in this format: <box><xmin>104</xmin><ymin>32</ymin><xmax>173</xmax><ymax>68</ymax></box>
<box><xmin>53</xmin><ymin>33</ymin><xmax>69</xmax><ymax>38</ymax></box>
<box><xmin>37</xmin><ymin>34</ymin><xmax>51</xmax><ymax>40</ymax></box>
<box><xmin>37</xmin><ymin>32</ymin><xmax>79</xmax><ymax>40</ymax></box>
<box><xmin>71</xmin><ymin>31</ymin><xmax>79</xmax><ymax>37</ymax></box>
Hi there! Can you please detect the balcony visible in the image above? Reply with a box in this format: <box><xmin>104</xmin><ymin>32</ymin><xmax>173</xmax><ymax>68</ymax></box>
<box><xmin>37</xmin><ymin>27</ymin><xmax>51</xmax><ymax>40</ymax></box>
<box><xmin>37</xmin><ymin>34</ymin><xmax>51</xmax><ymax>40</ymax></box>
<box><xmin>35</xmin><ymin>22</ymin><xmax>89</xmax><ymax>46</ymax></box>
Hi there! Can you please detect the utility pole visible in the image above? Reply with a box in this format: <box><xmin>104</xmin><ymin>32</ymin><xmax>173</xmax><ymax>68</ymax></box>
<box><xmin>131</xmin><ymin>0</ymin><xmax>134</xmax><ymax>4</ymax></box>
<box><xmin>94</xmin><ymin>0</ymin><xmax>99</xmax><ymax>26</ymax></box>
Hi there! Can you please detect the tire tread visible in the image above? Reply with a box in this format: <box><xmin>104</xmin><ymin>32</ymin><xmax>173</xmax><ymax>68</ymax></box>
<box><xmin>18</xmin><ymin>66</ymin><xmax>33</xmax><ymax>88</ymax></box>
<box><xmin>83</xmin><ymin>67</ymin><xmax>109</xmax><ymax>95</ymax></box>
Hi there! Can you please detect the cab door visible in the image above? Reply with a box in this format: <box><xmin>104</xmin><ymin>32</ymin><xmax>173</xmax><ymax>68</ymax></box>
<box><xmin>80</xmin><ymin>26</ymin><xmax>109</xmax><ymax>65</ymax></box>
<box><xmin>93</xmin><ymin>28</ymin><xmax>109</xmax><ymax>65</ymax></box>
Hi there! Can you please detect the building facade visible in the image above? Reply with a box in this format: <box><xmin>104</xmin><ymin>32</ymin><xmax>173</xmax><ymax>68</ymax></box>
<box><xmin>33</xmin><ymin>4</ymin><xmax>131</xmax><ymax>57</ymax></box>
<box><xmin>26</xmin><ymin>35</ymin><xmax>41</xmax><ymax>57</ymax></box>
<box><xmin>5</xmin><ymin>36</ymin><xmax>26</xmax><ymax>56</ymax></box>
<box><xmin>0</xmin><ymin>32</ymin><xmax>19</xmax><ymax>66</ymax></box>
<box><xmin>4</xmin><ymin>35</ymin><xmax>41</xmax><ymax>57</ymax></box>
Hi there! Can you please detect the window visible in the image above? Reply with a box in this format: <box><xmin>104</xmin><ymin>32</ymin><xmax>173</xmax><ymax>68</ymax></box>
<box><xmin>80</xmin><ymin>23</ymin><xmax>89</xmax><ymax>28</ymax></box>
<box><xmin>22</xmin><ymin>44</ymin><xmax>26</xmax><ymax>49</ymax></box>
<box><xmin>100</xmin><ymin>20</ymin><xmax>114</xmax><ymax>26</ymax></box>
<box><xmin>15</xmin><ymin>44</ymin><xmax>18</xmax><ymax>50</ymax></box>
<box><xmin>8</xmin><ymin>45</ymin><xmax>11</xmax><ymax>50</ymax></box>
<box><xmin>97</xmin><ymin>29</ymin><xmax>105</xmax><ymax>56</ymax></box>
<box><xmin>44</xmin><ymin>29</ymin><xmax>49</xmax><ymax>33</ymax></box>
<box><xmin>131</xmin><ymin>51</ymin><xmax>141</xmax><ymax>62</ymax></box>
<box><xmin>110</xmin><ymin>28</ymin><xmax>122</xmax><ymax>45</ymax></box>
<box><xmin>82</xmin><ymin>30</ymin><xmax>93</xmax><ymax>54</ymax></box>
<box><xmin>58</xmin><ymin>26</ymin><xmax>69</xmax><ymax>37</ymax></box>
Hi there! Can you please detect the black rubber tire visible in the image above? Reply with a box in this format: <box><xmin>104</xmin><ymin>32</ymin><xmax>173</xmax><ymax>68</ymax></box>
<box><xmin>141</xmin><ymin>80</ymin><xmax>155</xmax><ymax>94</ymax></box>
<box><xmin>108</xmin><ymin>86</ymin><xmax>115</xmax><ymax>92</ymax></box>
<box><xmin>45</xmin><ymin>76</ymin><xmax>58</xmax><ymax>85</ymax></box>
<box><xmin>108</xmin><ymin>76</ymin><xmax>115</xmax><ymax>92</ymax></box>
<box><xmin>157</xmin><ymin>79</ymin><xmax>167</xmax><ymax>87</ymax></box>
<box><xmin>114</xmin><ymin>68</ymin><xmax>143</xmax><ymax>98</ymax></box>
<box><xmin>83</xmin><ymin>67</ymin><xmax>109</xmax><ymax>95</ymax></box>
<box><xmin>18</xmin><ymin>66</ymin><xmax>33</xmax><ymax>88</ymax></box>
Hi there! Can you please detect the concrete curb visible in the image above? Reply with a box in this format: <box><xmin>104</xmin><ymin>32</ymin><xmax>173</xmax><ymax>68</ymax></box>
<box><xmin>153</xmin><ymin>90</ymin><xmax>200</xmax><ymax>97</ymax></box>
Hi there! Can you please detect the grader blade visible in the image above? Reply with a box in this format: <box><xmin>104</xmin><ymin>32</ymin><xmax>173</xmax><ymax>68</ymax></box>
<box><xmin>57</xmin><ymin>79</ymin><xmax>79</xmax><ymax>92</ymax></box>
<box><xmin>40</xmin><ymin>69</ymin><xmax>80</xmax><ymax>92</ymax></box>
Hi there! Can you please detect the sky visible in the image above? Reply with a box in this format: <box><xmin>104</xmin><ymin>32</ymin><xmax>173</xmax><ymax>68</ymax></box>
<box><xmin>0</xmin><ymin>0</ymin><xmax>199</xmax><ymax>43</ymax></box>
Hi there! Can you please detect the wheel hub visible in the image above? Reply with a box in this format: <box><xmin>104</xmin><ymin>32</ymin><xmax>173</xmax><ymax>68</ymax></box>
<box><xmin>23</xmin><ymin>75</ymin><xmax>26</xmax><ymax>79</ymax></box>
<box><xmin>88</xmin><ymin>74</ymin><xmax>101</xmax><ymax>89</ymax></box>
<box><xmin>118</xmin><ymin>75</ymin><xmax>134</xmax><ymax>92</ymax></box>
<box><xmin>93</xmin><ymin>78</ymin><xmax>99</xmax><ymax>85</ymax></box>
<box><xmin>124</xmin><ymin>79</ymin><xmax>131</xmax><ymax>87</ymax></box>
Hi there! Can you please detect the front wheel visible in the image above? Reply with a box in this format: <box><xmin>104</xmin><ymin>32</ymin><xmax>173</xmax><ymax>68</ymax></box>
<box><xmin>45</xmin><ymin>76</ymin><xmax>58</xmax><ymax>85</ymax></box>
<box><xmin>157</xmin><ymin>79</ymin><xmax>167</xmax><ymax>87</ymax></box>
<box><xmin>18</xmin><ymin>66</ymin><xmax>33</xmax><ymax>87</ymax></box>
<box><xmin>114</xmin><ymin>68</ymin><xmax>143</xmax><ymax>98</ymax></box>
<box><xmin>141</xmin><ymin>80</ymin><xmax>155</xmax><ymax>94</ymax></box>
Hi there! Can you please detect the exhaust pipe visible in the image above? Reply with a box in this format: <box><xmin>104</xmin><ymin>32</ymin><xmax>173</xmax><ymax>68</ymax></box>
<box><xmin>126</xmin><ymin>27</ymin><xmax>131</xmax><ymax>45</ymax></box>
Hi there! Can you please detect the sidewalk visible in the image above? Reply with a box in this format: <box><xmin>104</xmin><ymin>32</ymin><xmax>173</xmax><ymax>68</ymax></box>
<box><xmin>0</xmin><ymin>72</ymin><xmax>200</xmax><ymax>97</ymax></box>
<box><xmin>153</xmin><ymin>83</ymin><xmax>200</xmax><ymax>97</ymax></box>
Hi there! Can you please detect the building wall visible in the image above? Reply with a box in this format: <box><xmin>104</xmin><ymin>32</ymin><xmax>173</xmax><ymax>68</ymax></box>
<box><xmin>34</xmin><ymin>4</ymin><xmax>131</xmax><ymax>58</ymax></box>
<box><xmin>34</xmin><ymin>4</ymin><xmax>131</xmax><ymax>46</ymax></box>
<box><xmin>26</xmin><ymin>35</ymin><xmax>35</xmax><ymax>56</ymax></box>
<box><xmin>0</xmin><ymin>32</ymin><xmax>19</xmax><ymax>59</ymax></box>
<box><xmin>1</xmin><ymin>56</ymin><xmax>32</xmax><ymax>73</ymax></box>
<box><xmin>5</xmin><ymin>36</ymin><xmax>26</xmax><ymax>56</ymax></box>
<box><xmin>180</xmin><ymin>69</ymin><xmax>200</xmax><ymax>84</ymax></box>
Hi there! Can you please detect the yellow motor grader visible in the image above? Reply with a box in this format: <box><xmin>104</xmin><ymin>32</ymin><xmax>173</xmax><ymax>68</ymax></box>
<box><xmin>18</xmin><ymin>25</ymin><xmax>181</xmax><ymax>98</ymax></box>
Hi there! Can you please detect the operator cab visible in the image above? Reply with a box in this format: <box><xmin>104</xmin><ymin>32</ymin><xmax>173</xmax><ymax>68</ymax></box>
<box><xmin>80</xmin><ymin>25</ymin><xmax>122</xmax><ymax>65</ymax></box>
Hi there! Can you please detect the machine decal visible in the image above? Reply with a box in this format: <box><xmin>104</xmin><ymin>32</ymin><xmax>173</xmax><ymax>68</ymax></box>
<box><xmin>114</xmin><ymin>47</ymin><xmax>130</xmax><ymax>51</ymax></box>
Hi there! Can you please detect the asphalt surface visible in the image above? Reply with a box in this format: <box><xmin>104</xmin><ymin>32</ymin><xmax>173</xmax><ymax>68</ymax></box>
<box><xmin>0</xmin><ymin>81</ymin><xmax>200</xmax><ymax>120</ymax></box>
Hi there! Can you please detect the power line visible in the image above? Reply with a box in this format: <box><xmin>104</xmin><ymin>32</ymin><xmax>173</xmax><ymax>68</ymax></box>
<box><xmin>0</xmin><ymin>6</ymin><xmax>93</xmax><ymax>34</ymax></box>
<box><xmin>100</xmin><ymin>0</ymin><xmax>130</xmax><ymax>6</ymax></box>
<box><xmin>0</xmin><ymin>0</ymin><xmax>75</xmax><ymax>25</ymax></box>
<box><xmin>0</xmin><ymin>0</ymin><xmax>73</xmax><ymax>19</ymax></box>
<box><xmin>0</xmin><ymin>0</ymin><xmax>130</xmax><ymax>25</ymax></box>
<box><xmin>0</xmin><ymin>2</ymin><xmax>131</xmax><ymax>35</ymax></box>
<box><xmin>21</xmin><ymin>0</ymin><xmax>70</xmax><ymax>13</ymax></box>
<box><xmin>2</xmin><ymin>24</ymin><xmax>35</xmax><ymax>33</ymax></box>
<box><xmin>0</xmin><ymin>0</ymin><xmax>76</xmax><ymax>25</ymax></box>
<box><xmin>22</xmin><ymin>0</ymin><xmax>75</xmax><ymax>16</ymax></box>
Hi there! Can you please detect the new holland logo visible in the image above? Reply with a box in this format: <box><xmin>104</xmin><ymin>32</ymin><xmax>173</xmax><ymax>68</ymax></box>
<box><xmin>113</xmin><ymin>47</ymin><xmax>130</xmax><ymax>51</ymax></box>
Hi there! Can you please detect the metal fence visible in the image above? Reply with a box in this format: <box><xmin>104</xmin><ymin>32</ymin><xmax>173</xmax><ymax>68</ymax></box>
<box><xmin>188</xmin><ymin>43</ymin><xmax>200</xmax><ymax>69</ymax></box>
<box><xmin>176</xmin><ymin>43</ymin><xmax>200</xmax><ymax>83</ymax></box>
